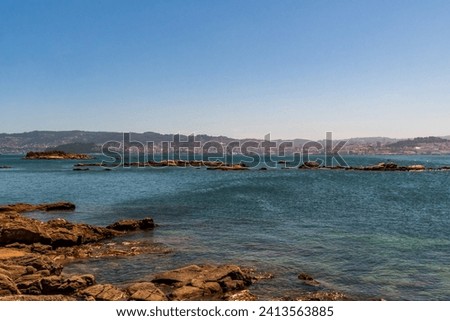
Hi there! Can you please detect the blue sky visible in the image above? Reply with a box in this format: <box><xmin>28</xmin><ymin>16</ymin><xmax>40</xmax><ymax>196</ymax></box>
<box><xmin>1</xmin><ymin>0</ymin><xmax>449</xmax><ymax>139</ymax></box>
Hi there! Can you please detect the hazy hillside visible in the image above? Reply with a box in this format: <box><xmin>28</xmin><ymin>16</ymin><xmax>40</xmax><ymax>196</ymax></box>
<box><xmin>387</xmin><ymin>136</ymin><xmax>449</xmax><ymax>149</ymax></box>
<box><xmin>1</xmin><ymin>131</ymin><xmax>450</xmax><ymax>154</ymax></box>
<box><xmin>0</xmin><ymin>131</ymin><xmax>236</xmax><ymax>153</ymax></box>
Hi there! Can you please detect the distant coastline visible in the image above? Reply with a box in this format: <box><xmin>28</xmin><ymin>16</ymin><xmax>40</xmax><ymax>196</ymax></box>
<box><xmin>1</xmin><ymin>130</ymin><xmax>450</xmax><ymax>155</ymax></box>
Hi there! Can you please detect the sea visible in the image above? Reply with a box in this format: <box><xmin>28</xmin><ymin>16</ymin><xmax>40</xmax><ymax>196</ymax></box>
<box><xmin>0</xmin><ymin>154</ymin><xmax>449</xmax><ymax>300</ymax></box>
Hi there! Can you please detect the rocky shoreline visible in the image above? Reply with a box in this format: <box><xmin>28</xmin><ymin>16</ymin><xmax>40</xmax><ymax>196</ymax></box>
<box><xmin>0</xmin><ymin>202</ymin><xmax>359</xmax><ymax>301</ymax></box>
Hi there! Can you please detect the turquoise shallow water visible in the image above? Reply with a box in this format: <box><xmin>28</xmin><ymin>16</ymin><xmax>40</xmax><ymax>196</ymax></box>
<box><xmin>0</xmin><ymin>154</ymin><xmax>449</xmax><ymax>300</ymax></box>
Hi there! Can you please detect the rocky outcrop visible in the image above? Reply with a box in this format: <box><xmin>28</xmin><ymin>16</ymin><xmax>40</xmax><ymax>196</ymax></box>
<box><xmin>0</xmin><ymin>202</ymin><xmax>76</xmax><ymax>213</ymax></box>
<box><xmin>0</xmin><ymin>202</ymin><xmax>360</xmax><ymax>301</ymax></box>
<box><xmin>126</xmin><ymin>282</ymin><xmax>167</xmax><ymax>301</ymax></box>
<box><xmin>0</xmin><ymin>208</ymin><xmax>164</xmax><ymax>264</ymax></box>
<box><xmin>0</xmin><ymin>212</ymin><xmax>119</xmax><ymax>247</ymax></box>
<box><xmin>0</xmin><ymin>205</ymin><xmax>159</xmax><ymax>248</ymax></box>
<box><xmin>79</xmin><ymin>284</ymin><xmax>128</xmax><ymax>301</ymax></box>
<box><xmin>25</xmin><ymin>151</ymin><xmax>92</xmax><ymax>160</ymax></box>
<box><xmin>299</xmin><ymin>161</ymin><xmax>321</xmax><ymax>169</ymax></box>
<box><xmin>152</xmin><ymin>264</ymin><xmax>253</xmax><ymax>300</ymax></box>
<box><xmin>298</xmin><ymin>161</ymin><xmax>434</xmax><ymax>172</ymax></box>
<box><xmin>407</xmin><ymin>164</ymin><xmax>425</xmax><ymax>171</ymax></box>
<box><xmin>0</xmin><ymin>202</ymin><xmax>267</xmax><ymax>301</ymax></box>
<box><xmin>106</xmin><ymin>218</ymin><xmax>155</xmax><ymax>231</ymax></box>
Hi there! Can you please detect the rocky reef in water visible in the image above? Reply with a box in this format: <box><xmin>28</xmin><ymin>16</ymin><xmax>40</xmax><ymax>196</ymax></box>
<box><xmin>24</xmin><ymin>151</ymin><xmax>93</xmax><ymax>160</ymax></box>
<box><xmin>0</xmin><ymin>202</ymin><xmax>359</xmax><ymax>301</ymax></box>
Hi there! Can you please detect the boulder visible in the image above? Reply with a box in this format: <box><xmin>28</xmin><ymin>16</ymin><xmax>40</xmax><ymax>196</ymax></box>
<box><xmin>106</xmin><ymin>218</ymin><xmax>155</xmax><ymax>231</ymax></box>
<box><xmin>224</xmin><ymin>289</ymin><xmax>257</xmax><ymax>301</ymax></box>
<box><xmin>0</xmin><ymin>211</ymin><xmax>120</xmax><ymax>247</ymax></box>
<box><xmin>152</xmin><ymin>265</ymin><xmax>204</xmax><ymax>287</ymax></box>
<box><xmin>408</xmin><ymin>165</ymin><xmax>425</xmax><ymax>171</ymax></box>
<box><xmin>299</xmin><ymin>161</ymin><xmax>320</xmax><ymax>169</ymax></box>
<box><xmin>0</xmin><ymin>273</ymin><xmax>20</xmax><ymax>296</ymax></box>
<box><xmin>169</xmin><ymin>286</ymin><xmax>205</xmax><ymax>301</ymax></box>
<box><xmin>79</xmin><ymin>284</ymin><xmax>128</xmax><ymax>301</ymax></box>
<box><xmin>152</xmin><ymin>264</ymin><xmax>252</xmax><ymax>300</ymax></box>
<box><xmin>0</xmin><ymin>212</ymin><xmax>52</xmax><ymax>245</ymax></box>
<box><xmin>40</xmin><ymin>274</ymin><xmax>95</xmax><ymax>295</ymax></box>
<box><xmin>126</xmin><ymin>282</ymin><xmax>167</xmax><ymax>301</ymax></box>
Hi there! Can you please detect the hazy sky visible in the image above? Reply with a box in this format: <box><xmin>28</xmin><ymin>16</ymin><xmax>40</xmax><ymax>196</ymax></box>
<box><xmin>1</xmin><ymin>0</ymin><xmax>449</xmax><ymax>140</ymax></box>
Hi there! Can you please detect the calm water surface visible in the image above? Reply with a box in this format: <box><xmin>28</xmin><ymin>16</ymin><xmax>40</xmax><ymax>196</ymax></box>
<box><xmin>1</xmin><ymin>154</ymin><xmax>449</xmax><ymax>300</ymax></box>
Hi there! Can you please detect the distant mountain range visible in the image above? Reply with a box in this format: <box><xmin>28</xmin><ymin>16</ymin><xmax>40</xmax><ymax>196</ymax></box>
<box><xmin>0</xmin><ymin>130</ymin><xmax>449</xmax><ymax>154</ymax></box>
<box><xmin>0</xmin><ymin>130</ymin><xmax>238</xmax><ymax>153</ymax></box>
<box><xmin>387</xmin><ymin>136</ymin><xmax>449</xmax><ymax>149</ymax></box>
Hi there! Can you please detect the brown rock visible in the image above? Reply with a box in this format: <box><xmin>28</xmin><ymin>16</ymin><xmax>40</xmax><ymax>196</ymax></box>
<box><xmin>0</xmin><ymin>294</ymin><xmax>75</xmax><ymax>301</ymax></box>
<box><xmin>40</xmin><ymin>274</ymin><xmax>95</xmax><ymax>294</ymax></box>
<box><xmin>224</xmin><ymin>289</ymin><xmax>257</xmax><ymax>301</ymax></box>
<box><xmin>408</xmin><ymin>164</ymin><xmax>425</xmax><ymax>171</ymax></box>
<box><xmin>79</xmin><ymin>284</ymin><xmax>128</xmax><ymax>301</ymax></box>
<box><xmin>0</xmin><ymin>212</ymin><xmax>52</xmax><ymax>245</ymax></box>
<box><xmin>0</xmin><ymin>248</ymin><xmax>27</xmax><ymax>259</ymax></box>
<box><xmin>126</xmin><ymin>282</ymin><xmax>167</xmax><ymax>301</ymax></box>
<box><xmin>0</xmin><ymin>202</ymin><xmax>75</xmax><ymax>213</ymax></box>
<box><xmin>106</xmin><ymin>218</ymin><xmax>155</xmax><ymax>231</ymax></box>
<box><xmin>0</xmin><ymin>273</ymin><xmax>20</xmax><ymax>296</ymax></box>
<box><xmin>152</xmin><ymin>265</ymin><xmax>204</xmax><ymax>286</ymax></box>
<box><xmin>0</xmin><ymin>263</ymin><xmax>27</xmax><ymax>281</ymax></box>
<box><xmin>24</xmin><ymin>151</ymin><xmax>92</xmax><ymax>160</ymax></box>
<box><xmin>299</xmin><ymin>161</ymin><xmax>321</xmax><ymax>169</ymax></box>
<box><xmin>152</xmin><ymin>264</ymin><xmax>252</xmax><ymax>300</ymax></box>
<box><xmin>170</xmin><ymin>286</ymin><xmax>205</xmax><ymax>301</ymax></box>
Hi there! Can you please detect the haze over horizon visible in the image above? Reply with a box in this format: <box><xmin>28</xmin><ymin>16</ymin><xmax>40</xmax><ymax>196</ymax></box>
<box><xmin>1</xmin><ymin>1</ymin><xmax>450</xmax><ymax>140</ymax></box>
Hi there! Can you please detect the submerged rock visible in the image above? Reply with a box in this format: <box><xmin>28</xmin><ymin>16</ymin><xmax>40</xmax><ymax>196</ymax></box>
<box><xmin>298</xmin><ymin>272</ymin><xmax>320</xmax><ymax>286</ymax></box>
<box><xmin>106</xmin><ymin>218</ymin><xmax>155</xmax><ymax>231</ymax></box>
<box><xmin>296</xmin><ymin>291</ymin><xmax>353</xmax><ymax>301</ymax></box>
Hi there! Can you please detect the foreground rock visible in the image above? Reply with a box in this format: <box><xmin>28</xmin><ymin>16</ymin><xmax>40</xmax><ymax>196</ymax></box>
<box><xmin>25</xmin><ymin>151</ymin><xmax>92</xmax><ymax>160</ymax></box>
<box><xmin>0</xmin><ymin>203</ymin><xmax>156</xmax><ymax>248</ymax></box>
<box><xmin>0</xmin><ymin>203</ymin><xmax>261</xmax><ymax>301</ymax></box>
<box><xmin>152</xmin><ymin>264</ymin><xmax>253</xmax><ymax>300</ymax></box>
<box><xmin>0</xmin><ymin>202</ymin><xmax>359</xmax><ymax>301</ymax></box>
<box><xmin>0</xmin><ymin>212</ymin><xmax>119</xmax><ymax>247</ymax></box>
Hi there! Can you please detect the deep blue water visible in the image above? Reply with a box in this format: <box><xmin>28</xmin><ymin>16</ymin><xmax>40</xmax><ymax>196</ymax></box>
<box><xmin>1</xmin><ymin>154</ymin><xmax>449</xmax><ymax>300</ymax></box>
